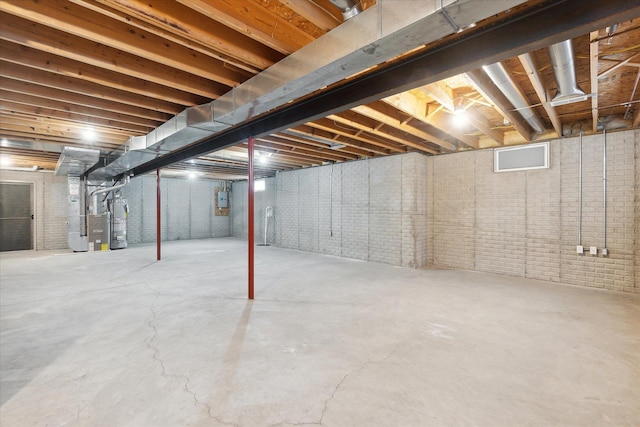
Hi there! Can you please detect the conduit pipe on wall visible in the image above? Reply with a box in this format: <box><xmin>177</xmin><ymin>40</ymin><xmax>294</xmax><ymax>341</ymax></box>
<box><xmin>578</xmin><ymin>123</ymin><xmax>583</xmax><ymax>248</ymax></box>
<box><xmin>482</xmin><ymin>62</ymin><xmax>545</xmax><ymax>133</ymax></box>
<box><xmin>330</xmin><ymin>163</ymin><xmax>334</xmax><ymax>237</ymax></box>
<box><xmin>603</xmin><ymin>127</ymin><xmax>608</xmax><ymax>255</ymax></box>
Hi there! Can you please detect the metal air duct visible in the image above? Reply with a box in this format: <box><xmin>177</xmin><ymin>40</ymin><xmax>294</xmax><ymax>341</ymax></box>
<box><xmin>328</xmin><ymin>0</ymin><xmax>362</xmax><ymax>20</ymax></box>
<box><xmin>88</xmin><ymin>0</ymin><xmax>524</xmax><ymax>181</ymax></box>
<box><xmin>548</xmin><ymin>39</ymin><xmax>588</xmax><ymax>107</ymax></box>
<box><xmin>482</xmin><ymin>62</ymin><xmax>545</xmax><ymax>133</ymax></box>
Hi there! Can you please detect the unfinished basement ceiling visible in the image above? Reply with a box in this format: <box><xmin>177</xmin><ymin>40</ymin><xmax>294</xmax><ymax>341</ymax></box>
<box><xmin>0</xmin><ymin>0</ymin><xmax>639</xmax><ymax>179</ymax></box>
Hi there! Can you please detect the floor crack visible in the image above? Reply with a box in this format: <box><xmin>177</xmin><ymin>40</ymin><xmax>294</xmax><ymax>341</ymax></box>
<box><xmin>271</xmin><ymin>348</ymin><xmax>399</xmax><ymax>427</ymax></box>
<box><xmin>144</xmin><ymin>284</ymin><xmax>239</xmax><ymax>427</ymax></box>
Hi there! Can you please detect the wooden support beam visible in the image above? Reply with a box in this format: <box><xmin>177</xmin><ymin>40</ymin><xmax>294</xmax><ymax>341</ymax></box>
<box><xmin>273</xmin><ymin>132</ymin><xmax>371</xmax><ymax>158</ymax></box>
<box><xmin>0</xmin><ymin>61</ymin><xmax>182</xmax><ymax>115</ymax></box>
<box><xmin>1</xmin><ymin>91</ymin><xmax>161</xmax><ymax>129</ymax></box>
<box><xmin>383</xmin><ymin>91</ymin><xmax>478</xmax><ymax>149</ymax></box>
<box><xmin>0</xmin><ymin>77</ymin><xmax>170</xmax><ymax>122</ymax></box>
<box><xmin>518</xmin><ymin>53</ymin><xmax>562</xmax><ymax>137</ymax></box>
<box><xmin>465</xmin><ymin>69</ymin><xmax>533</xmax><ymax>141</ymax></box>
<box><xmin>73</xmin><ymin>0</ymin><xmax>281</xmax><ymax>72</ymax></box>
<box><xmin>421</xmin><ymin>82</ymin><xmax>455</xmax><ymax>112</ymax></box>
<box><xmin>178</xmin><ymin>0</ymin><xmax>315</xmax><ymax>54</ymax></box>
<box><xmin>279</xmin><ymin>0</ymin><xmax>341</xmax><ymax>31</ymax></box>
<box><xmin>1</xmin><ymin>0</ymin><xmax>246</xmax><ymax>87</ymax></box>
<box><xmin>353</xmin><ymin>103</ymin><xmax>455</xmax><ymax>151</ymax></box>
<box><xmin>309</xmin><ymin>118</ymin><xmax>400</xmax><ymax>154</ymax></box>
<box><xmin>290</xmin><ymin>125</ymin><xmax>383</xmax><ymax>156</ymax></box>
<box><xmin>0</xmin><ymin>13</ymin><xmax>228</xmax><ymax>99</ymax></box>
<box><xmin>0</xmin><ymin>40</ymin><xmax>207</xmax><ymax>106</ymax></box>
<box><xmin>465</xmin><ymin>108</ymin><xmax>505</xmax><ymax>145</ymax></box>
<box><xmin>0</xmin><ymin>101</ymin><xmax>150</xmax><ymax>134</ymax></box>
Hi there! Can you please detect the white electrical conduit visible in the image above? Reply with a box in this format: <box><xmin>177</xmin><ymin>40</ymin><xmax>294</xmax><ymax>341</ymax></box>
<box><xmin>603</xmin><ymin>128</ymin><xmax>608</xmax><ymax>254</ymax></box>
<box><xmin>578</xmin><ymin>124</ymin><xmax>583</xmax><ymax>247</ymax></box>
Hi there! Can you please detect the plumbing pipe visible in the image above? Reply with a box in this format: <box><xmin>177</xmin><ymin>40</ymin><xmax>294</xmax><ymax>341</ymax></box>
<box><xmin>248</xmin><ymin>137</ymin><xmax>255</xmax><ymax>300</ymax></box>
<box><xmin>90</xmin><ymin>175</ymin><xmax>130</xmax><ymax>196</ymax></box>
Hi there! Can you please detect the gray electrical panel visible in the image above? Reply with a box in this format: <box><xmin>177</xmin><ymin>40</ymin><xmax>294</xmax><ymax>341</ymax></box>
<box><xmin>218</xmin><ymin>191</ymin><xmax>228</xmax><ymax>209</ymax></box>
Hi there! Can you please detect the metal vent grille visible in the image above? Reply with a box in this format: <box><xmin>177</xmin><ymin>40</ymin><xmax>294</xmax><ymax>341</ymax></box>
<box><xmin>494</xmin><ymin>142</ymin><xmax>549</xmax><ymax>172</ymax></box>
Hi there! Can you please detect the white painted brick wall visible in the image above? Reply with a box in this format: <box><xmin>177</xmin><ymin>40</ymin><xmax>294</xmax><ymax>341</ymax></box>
<box><xmin>429</xmin><ymin>129</ymin><xmax>638</xmax><ymax>292</ymax></box>
<box><xmin>242</xmin><ymin>153</ymin><xmax>428</xmax><ymax>268</ymax></box>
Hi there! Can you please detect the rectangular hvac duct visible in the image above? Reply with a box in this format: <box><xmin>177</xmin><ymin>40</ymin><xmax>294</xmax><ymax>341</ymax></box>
<box><xmin>55</xmin><ymin>146</ymin><xmax>100</xmax><ymax>177</ymax></box>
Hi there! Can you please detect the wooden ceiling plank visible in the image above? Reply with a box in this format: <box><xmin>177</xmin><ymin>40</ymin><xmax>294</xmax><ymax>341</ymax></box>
<box><xmin>0</xmin><ymin>40</ymin><xmax>207</xmax><ymax>106</ymax></box>
<box><xmin>327</xmin><ymin>114</ymin><xmax>407</xmax><ymax>153</ymax></box>
<box><xmin>0</xmin><ymin>0</ymin><xmax>246</xmax><ymax>87</ymax></box>
<box><xmin>464</xmin><ymin>108</ymin><xmax>505</xmax><ymax>145</ymax></box>
<box><xmin>351</xmin><ymin>105</ymin><xmax>455</xmax><ymax>154</ymax></box>
<box><xmin>76</xmin><ymin>0</ymin><xmax>281</xmax><ymax>72</ymax></box>
<box><xmin>178</xmin><ymin>0</ymin><xmax>315</xmax><ymax>54</ymax></box>
<box><xmin>590</xmin><ymin>31</ymin><xmax>600</xmax><ymax>132</ymax></box>
<box><xmin>518</xmin><ymin>53</ymin><xmax>562</xmax><ymax>137</ymax></box>
<box><xmin>0</xmin><ymin>101</ymin><xmax>150</xmax><ymax>134</ymax></box>
<box><xmin>0</xmin><ymin>61</ymin><xmax>182</xmax><ymax>115</ymax></box>
<box><xmin>278</xmin><ymin>0</ymin><xmax>341</xmax><ymax>31</ymax></box>
<box><xmin>465</xmin><ymin>70</ymin><xmax>533</xmax><ymax>141</ymax></box>
<box><xmin>0</xmin><ymin>13</ymin><xmax>227</xmax><ymax>99</ymax></box>
<box><xmin>383</xmin><ymin>91</ymin><xmax>479</xmax><ymax>149</ymax></box>
<box><xmin>258</xmin><ymin>135</ymin><xmax>357</xmax><ymax>161</ymax></box>
<box><xmin>254</xmin><ymin>138</ymin><xmax>346</xmax><ymax>163</ymax></box>
<box><xmin>425</xmin><ymin>109</ymin><xmax>479</xmax><ymax>149</ymax></box>
<box><xmin>273</xmin><ymin>132</ymin><xmax>371</xmax><ymax>158</ymax></box>
<box><xmin>1</xmin><ymin>121</ymin><xmax>127</xmax><ymax>145</ymax></box>
<box><xmin>0</xmin><ymin>77</ymin><xmax>170</xmax><ymax>123</ymax></box>
<box><xmin>1</xmin><ymin>92</ymin><xmax>161</xmax><ymax>129</ymax></box>
<box><xmin>290</xmin><ymin>125</ymin><xmax>382</xmax><ymax>156</ymax></box>
<box><xmin>597</xmin><ymin>52</ymin><xmax>640</xmax><ymax>79</ymax></box>
<box><xmin>0</xmin><ymin>112</ymin><xmax>134</xmax><ymax>142</ymax></box>
<box><xmin>353</xmin><ymin>103</ymin><xmax>456</xmax><ymax>151</ymax></box>
<box><xmin>421</xmin><ymin>82</ymin><xmax>455</xmax><ymax>112</ymax></box>
<box><xmin>308</xmin><ymin>119</ymin><xmax>398</xmax><ymax>154</ymax></box>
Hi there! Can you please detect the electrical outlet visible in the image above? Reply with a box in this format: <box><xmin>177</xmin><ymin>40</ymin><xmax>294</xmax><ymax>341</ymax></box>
<box><xmin>590</xmin><ymin>246</ymin><xmax>598</xmax><ymax>256</ymax></box>
<box><xmin>576</xmin><ymin>245</ymin><xmax>584</xmax><ymax>254</ymax></box>
<box><xmin>602</xmin><ymin>248</ymin><xmax>609</xmax><ymax>257</ymax></box>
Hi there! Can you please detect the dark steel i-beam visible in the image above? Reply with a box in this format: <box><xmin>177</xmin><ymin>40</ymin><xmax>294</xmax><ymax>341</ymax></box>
<box><xmin>131</xmin><ymin>0</ymin><xmax>638</xmax><ymax>177</ymax></box>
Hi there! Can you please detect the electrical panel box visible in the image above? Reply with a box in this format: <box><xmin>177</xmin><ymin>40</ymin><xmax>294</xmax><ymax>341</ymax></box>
<box><xmin>218</xmin><ymin>191</ymin><xmax>228</xmax><ymax>209</ymax></box>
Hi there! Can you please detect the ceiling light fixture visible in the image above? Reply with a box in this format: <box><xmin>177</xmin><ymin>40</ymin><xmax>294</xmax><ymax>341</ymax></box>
<box><xmin>82</xmin><ymin>127</ymin><xmax>97</xmax><ymax>141</ymax></box>
<box><xmin>0</xmin><ymin>155</ymin><xmax>12</xmax><ymax>167</ymax></box>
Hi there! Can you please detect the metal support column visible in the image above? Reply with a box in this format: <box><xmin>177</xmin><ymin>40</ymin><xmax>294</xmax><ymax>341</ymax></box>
<box><xmin>156</xmin><ymin>168</ymin><xmax>161</xmax><ymax>261</ymax></box>
<box><xmin>248</xmin><ymin>137</ymin><xmax>255</xmax><ymax>299</ymax></box>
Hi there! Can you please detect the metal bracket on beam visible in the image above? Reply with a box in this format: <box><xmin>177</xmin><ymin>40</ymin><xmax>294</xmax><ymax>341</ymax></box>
<box><xmin>440</xmin><ymin>0</ymin><xmax>461</xmax><ymax>33</ymax></box>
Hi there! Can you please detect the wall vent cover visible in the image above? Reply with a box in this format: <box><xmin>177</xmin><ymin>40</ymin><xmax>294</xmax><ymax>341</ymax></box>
<box><xmin>494</xmin><ymin>142</ymin><xmax>549</xmax><ymax>172</ymax></box>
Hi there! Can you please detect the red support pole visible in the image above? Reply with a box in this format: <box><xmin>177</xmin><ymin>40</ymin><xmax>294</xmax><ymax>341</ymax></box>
<box><xmin>156</xmin><ymin>168</ymin><xmax>161</xmax><ymax>261</ymax></box>
<box><xmin>248</xmin><ymin>137</ymin><xmax>255</xmax><ymax>299</ymax></box>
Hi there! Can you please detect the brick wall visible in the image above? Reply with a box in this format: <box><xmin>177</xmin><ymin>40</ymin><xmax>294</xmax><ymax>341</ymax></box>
<box><xmin>119</xmin><ymin>174</ymin><xmax>230</xmax><ymax>244</ymax></box>
<box><xmin>231</xmin><ymin>177</ymin><xmax>276</xmax><ymax>244</ymax></box>
<box><xmin>428</xmin><ymin>129</ymin><xmax>638</xmax><ymax>292</ymax></box>
<box><xmin>0</xmin><ymin>170</ymin><xmax>68</xmax><ymax>250</ymax></box>
<box><xmin>232</xmin><ymin>153</ymin><xmax>429</xmax><ymax>268</ymax></box>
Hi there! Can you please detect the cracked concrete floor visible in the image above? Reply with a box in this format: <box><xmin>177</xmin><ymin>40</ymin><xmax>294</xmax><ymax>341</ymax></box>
<box><xmin>1</xmin><ymin>238</ymin><xmax>638</xmax><ymax>426</ymax></box>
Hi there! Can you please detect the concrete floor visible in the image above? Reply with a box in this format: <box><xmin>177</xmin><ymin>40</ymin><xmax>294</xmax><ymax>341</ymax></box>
<box><xmin>1</xmin><ymin>238</ymin><xmax>638</xmax><ymax>427</ymax></box>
